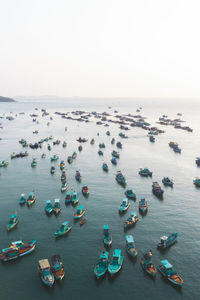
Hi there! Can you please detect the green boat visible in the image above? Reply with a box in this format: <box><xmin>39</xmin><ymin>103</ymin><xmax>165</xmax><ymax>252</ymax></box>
<box><xmin>50</xmin><ymin>166</ymin><xmax>56</xmax><ymax>174</ymax></box>
<box><xmin>7</xmin><ymin>214</ymin><xmax>19</xmax><ymax>231</ymax></box>
<box><xmin>193</xmin><ymin>177</ymin><xmax>200</xmax><ymax>187</ymax></box>
<box><xmin>103</xmin><ymin>225</ymin><xmax>112</xmax><ymax>247</ymax></box>
<box><xmin>31</xmin><ymin>158</ymin><xmax>37</xmax><ymax>167</ymax></box>
<box><xmin>158</xmin><ymin>260</ymin><xmax>184</xmax><ymax>287</ymax></box>
<box><xmin>72</xmin><ymin>151</ymin><xmax>77</xmax><ymax>159</ymax></box>
<box><xmin>90</xmin><ymin>138</ymin><xmax>95</xmax><ymax>145</ymax></box>
<box><xmin>47</xmin><ymin>144</ymin><xmax>51</xmax><ymax>151</ymax></box>
<box><xmin>74</xmin><ymin>205</ymin><xmax>85</xmax><ymax>219</ymax></box>
<box><xmin>45</xmin><ymin>200</ymin><xmax>53</xmax><ymax>214</ymax></box>
<box><xmin>108</xmin><ymin>249</ymin><xmax>123</xmax><ymax>276</ymax></box>
<box><xmin>27</xmin><ymin>192</ymin><xmax>35</xmax><ymax>207</ymax></box>
<box><xmin>139</xmin><ymin>168</ymin><xmax>152</xmax><ymax>177</ymax></box>
<box><xmin>111</xmin><ymin>138</ymin><xmax>115</xmax><ymax>145</ymax></box>
<box><xmin>71</xmin><ymin>192</ymin><xmax>79</xmax><ymax>205</ymax></box>
<box><xmin>0</xmin><ymin>160</ymin><xmax>8</xmax><ymax>167</ymax></box>
<box><xmin>51</xmin><ymin>154</ymin><xmax>59</xmax><ymax>162</ymax></box>
<box><xmin>62</xmin><ymin>141</ymin><xmax>67</xmax><ymax>148</ymax></box>
<box><xmin>126</xmin><ymin>235</ymin><xmax>138</xmax><ymax>257</ymax></box>
<box><xmin>53</xmin><ymin>199</ymin><xmax>61</xmax><ymax>215</ymax></box>
<box><xmin>94</xmin><ymin>251</ymin><xmax>109</xmax><ymax>279</ymax></box>
<box><xmin>19</xmin><ymin>194</ymin><xmax>26</xmax><ymax>205</ymax></box>
<box><xmin>54</xmin><ymin>221</ymin><xmax>71</xmax><ymax>238</ymax></box>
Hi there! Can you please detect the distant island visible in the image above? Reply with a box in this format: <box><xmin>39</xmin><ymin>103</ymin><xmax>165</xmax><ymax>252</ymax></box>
<box><xmin>0</xmin><ymin>96</ymin><xmax>16</xmax><ymax>102</ymax></box>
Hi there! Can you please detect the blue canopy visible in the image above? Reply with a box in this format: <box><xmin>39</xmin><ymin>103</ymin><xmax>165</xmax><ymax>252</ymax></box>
<box><xmin>46</xmin><ymin>200</ymin><xmax>51</xmax><ymax>204</ymax></box>
<box><xmin>126</xmin><ymin>235</ymin><xmax>134</xmax><ymax>243</ymax></box>
<box><xmin>62</xmin><ymin>221</ymin><xmax>69</xmax><ymax>226</ymax></box>
<box><xmin>161</xmin><ymin>259</ymin><xmax>173</xmax><ymax>269</ymax></box>
<box><xmin>130</xmin><ymin>211</ymin><xmax>137</xmax><ymax>217</ymax></box>
<box><xmin>78</xmin><ymin>205</ymin><xmax>84</xmax><ymax>210</ymax></box>
<box><xmin>104</xmin><ymin>225</ymin><xmax>109</xmax><ymax>230</ymax></box>
<box><xmin>113</xmin><ymin>249</ymin><xmax>121</xmax><ymax>257</ymax></box>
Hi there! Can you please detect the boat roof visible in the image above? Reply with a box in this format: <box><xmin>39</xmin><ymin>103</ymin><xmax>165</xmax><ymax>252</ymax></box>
<box><xmin>123</xmin><ymin>198</ymin><xmax>128</xmax><ymax>203</ymax></box>
<box><xmin>113</xmin><ymin>249</ymin><xmax>121</xmax><ymax>257</ymax></box>
<box><xmin>126</xmin><ymin>235</ymin><xmax>134</xmax><ymax>243</ymax></box>
<box><xmin>127</xmin><ymin>188</ymin><xmax>133</xmax><ymax>192</ymax></box>
<box><xmin>62</xmin><ymin>221</ymin><xmax>69</xmax><ymax>226</ymax></box>
<box><xmin>78</xmin><ymin>205</ymin><xmax>84</xmax><ymax>210</ymax></box>
<box><xmin>46</xmin><ymin>200</ymin><xmax>51</xmax><ymax>204</ymax></box>
<box><xmin>39</xmin><ymin>259</ymin><xmax>50</xmax><ymax>269</ymax></box>
<box><xmin>161</xmin><ymin>260</ymin><xmax>173</xmax><ymax>269</ymax></box>
<box><xmin>54</xmin><ymin>199</ymin><xmax>60</xmax><ymax>203</ymax></box>
<box><xmin>130</xmin><ymin>211</ymin><xmax>137</xmax><ymax>216</ymax></box>
<box><xmin>104</xmin><ymin>225</ymin><xmax>109</xmax><ymax>230</ymax></box>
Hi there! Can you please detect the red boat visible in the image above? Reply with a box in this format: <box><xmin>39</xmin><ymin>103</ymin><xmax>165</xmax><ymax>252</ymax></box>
<box><xmin>0</xmin><ymin>240</ymin><xmax>37</xmax><ymax>262</ymax></box>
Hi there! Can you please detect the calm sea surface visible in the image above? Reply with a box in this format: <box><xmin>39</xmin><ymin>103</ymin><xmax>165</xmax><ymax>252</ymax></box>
<box><xmin>0</xmin><ymin>98</ymin><xmax>200</xmax><ymax>300</ymax></box>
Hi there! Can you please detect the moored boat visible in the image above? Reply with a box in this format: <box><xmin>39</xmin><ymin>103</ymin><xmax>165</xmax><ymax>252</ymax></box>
<box><xmin>61</xmin><ymin>182</ymin><xmax>68</xmax><ymax>192</ymax></box>
<box><xmin>60</xmin><ymin>160</ymin><xmax>65</xmax><ymax>170</ymax></box>
<box><xmin>98</xmin><ymin>150</ymin><xmax>103</xmax><ymax>156</ymax></box>
<box><xmin>111</xmin><ymin>157</ymin><xmax>117</xmax><ymax>165</ymax></box>
<box><xmin>67</xmin><ymin>156</ymin><xmax>73</xmax><ymax>164</ymax></box>
<box><xmin>75</xmin><ymin>170</ymin><xmax>82</xmax><ymax>182</ymax></box>
<box><xmin>103</xmin><ymin>225</ymin><xmax>112</xmax><ymax>247</ymax></box>
<box><xmin>193</xmin><ymin>177</ymin><xmax>200</xmax><ymax>187</ymax></box>
<box><xmin>90</xmin><ymin>138</ymin><xmax>95</xmax><ymax>145</ymax></box>
<box><xmin>53</xmin><ymin>199</ymin><xmax>61</xmax><ymax>215</ymax></box>
<box><xmin>126</xmin><ymin>235</ymin><xmax>138</xmax><ymax>257</ymax></box>
<box><xmin>116</xmin><ymin>141</ymin><xmax>122</xmax><ymax>149</ymax></box>
<box><xmin>102</xmin><ymin>163</ymin><xmax>109</xmax><ymax>172</ymax></box>
<box><xmin>157</xmin><ymin>233</ymin><xmax>178</xmax><ymax>249</ymax></box>
<box><xmin>27</xmin><ymin>192</ymin><xmax>35</xmax><ymax>207</ymax></box>
<box><xmin>119</xmin><ymin>198</ymin><xmax>130</xmax><ymax>213</ymax></box>
<box><xmin>112</xmin><ymin>150</ymin><xmax>120</xmax><ymax>158</ymax></box>
<box><xmin>74</xmin><ymin>205</ymin><xmax>85</xmax><ymax>219</ymax></box>
<box><xmin>65</xmin><ymin>191</ymin><xmax>72</xmax><ymax>204</ymax></box>
<box><xmin>116</xmin><ymin>171</ymin><xmax>126</xmax><ymax>186</ymax></box>
<box><xmin>50</xmin><ymin>166</ymin><xmax>56</xmax><ymax>174</ymax></box>
<box><xmin>82</xmin><ymin>185</ymin><xmax>90</xmax><ymax>196</ymax></box>
<box><xmin>111</xmin><ymin>138</ymin><xmax>115</xmax><ymax>144</ymax></box>
<box><xmin>125</xmin><ymin>188</ymin><xmax>136</xmax><ymax>200</ymax></box>
<box><xmin>139</xmin><ymin>197</ymin><xmax>148</xmax><ymax>214</ymax></box>
<box><xmin>50</xmin><ymin>154</ymin><xmax>59</xmax><ymax>161</ymax></box>
<box><xmin>0</xmin><ymin>160</ymin><xmax>9</xmax><ymax>167</ymax></box>
<box><xmin>139</xmin><ymin>168</ymin><xmax>152</xmax><ymax>177</ymax></box>
<box><xmin>0</xmin><ymin>240</ymin><xmax>37</xmax><ymax>261</ymax></box>
<box><xmin>196</xmin><ymin>157</ymin><xmax>200</xmax><ymax>166</ymax></box>
<box><xmin>7</xmin><ymin>213</ymin><xmax>19</xmax><ymax>231</ymax></box>
<box><xmin>158</xmin><ymin>260</ymin><xmax>184</xmax><ymax>287</ymax></box>
<box><xmin>80</xmin><ymin>217</ymin><xmax>87</xmax><ymax>225</ymax></box>
<box><xmin>72</xmin><ymin>151</ymin><xmax>77</xmax><ymax>159</ymax></box>
<box><xmin>19</xmin><ymin>193</ymin><xmax>26</xmax><ymax>205</ymax></box>
<box><xmin>54</xmin><ymin>221</ymin><xmax>71</xmax><ymax>237</ymax></box>
<box><xmin>71</xmin><ymin>192</ymin><xmax>79</xmax><ymax>205</ymax></box>
<box><xmin>149</xmin><ymin>135</ymin><xmax>155</xmax><ymax>142</ymax></box>
<box><xmin>152</xmin><ymin>182</ymin><xmax>164</xmax><ymax>198</ymax></box>
<box><xmin>94</xmin><ymin>251</ymin><xmax>109</xmax><ymax>279</ymax></box>
<box><xmin>140</xmin><ymin>251</ymin><xmax>157</xmax><ymax>277</ymax></box>
<box><xmin>108</xmin><ymin>249</ymin><xmax>123</xmax><ymax>276</ymax></box>
<box><xmin>45</xmin><ymin>200</ymin><xmax>53</xmax><ymax>214</ymax></box>
<box><xmin>62</xmin><ymin>141</ymin><xmax>67</xmax><ymax>148</ymax></box>
<box><xmin>124</xmin><ymin>211</ymin><xmax>138</xmax><ymax>229</ymax></box>
<box><xmin>162</xmin><ymin>177</ymin><xmax>174</xmax><ymax>187</ymax></box>
<box><xmin>31</xmin><ymin>158</ymin><xmax>37</xmax><ymax>167</ymax></box>
<box><xmin>38</xmin><ymin>259</ymin><xmax>55</xmax><ymax>287</ymax></box>
<box><xmin>51</xmin><ymin>254</ymin><xmax>65</xmax><ymax>280</ymax></box>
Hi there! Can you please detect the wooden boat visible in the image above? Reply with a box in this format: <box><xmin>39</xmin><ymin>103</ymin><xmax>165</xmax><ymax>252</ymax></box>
<box><xmin>80</xmin><ymin>218</ymin><xmax>87</xmax><ymax>225</ymax></box>
<box><xmin>112</xmin><ymin>150</ymin><xmax>120</xmax><ymax>158</ymax></box>
<box><xmin>71</xmin><ymin>192</ymin><xmax>79</xmax><ymax>205</ymax></box>
<box><xmin>111</xmin><ymin>138</ymin><xmax>115</xmax><ymax>144</ymax></box>
<box><xmin>94</xmin><ymin>251</ymin><xmax>109</xmax><ymax>279</ymax></box>
<box><xmin>82</xmin><ymin>185</ymin><xmax>89</xmax><ymax>196</ymax></box>
<box><xmin>157</xmin><ymin>233</ymin><xmax>178</xmax><ymax>249</ymax></box>
<box><xmin>126</xmin><ymin>235</ymin><xmax>138</xmax><ymax>257</ymax></box>
<box><xmin>193</xmin><ymin>177</ymin><xmax>200</xmax><ymax>187</ymax></box>
<box><xmin>50</xmin><ymin>166</ymin><xmax>55</xmax><ymax>174</ymax></box>
<box><xmin>54</xmin><ymin>221</ymin><xmax>71</xmax><ymax>237</ymax></box>
<box><xmin>72</xmin><ymin>151</ymin><xmax>77</xmax><ymax>159</ymax></box>
<box><xmin>108</xmin><ymin>249</ymin><xmax>123</xmax><ymax>276</ymax></box>
<box><xmin>67</xmin><ymin>156</ymin><xmax>73</xmax><ymax>164</ymax></box>
<box><xmin>45</xmin><ymin>200</ymin><xmax>53</xmax><ymax>214</ymax></box>
<box><xmin>47</xmin><ymin>144</ymin><xmax>51</xmax><ymax>151</ymax></box>
<box><xmin>60</xmin><ymin>160</ymin><xmax>65</xmax><ymax>170</ymax></box>
<box><xmin>50</xmin><ymin>154</ymin><xmax>59</xmax><ymax>161</ymax></box>
<box><xmin>53</xmin><ymin>199</ymin><xmax>61</xmax><ymax>215</ymax></box>
<box><xmin>74</xmin><ymin>205</ymin><xmax>85</xmax><ymax>219</ymax></box>
<box><xmin>116</xmin><ymin>141</ymin><xmax>122</xmax><ymax>149</ymax></box>
<box><xmin>38</xmin><ymin>259</ymin><xmax>55</xmax><ymax>287</ymax></box>
<box><xmin>41</xmin><ymin>153</ymin><xmax>46</xmax><ymax>158</ymax></box>
<box><xmin>152</xmin><ymin>182</ymin><xmax>164</xmax><ymax>198</ymax></box>
<box><xmin>158</xmin><ymin>260</ymin><xmax>184</xmax><ymax>287</ymax></box>
<box><xmin>98</xmin><ymin>150</ymin><xmax>103</xmax><ymax>156</ymax></box>
<box><xmin>119</xmin><ymin>198</ymin><xmax>130</xmax><ymax>213</ymax></box>
<box><xmin>103</xmin><ymin>225</ymin><xmax>112</xmax><ymax>247</ymax></box>
<box><xmin>61</xmin><ymin>182</ymin><xmax>68</xmax><ymax>192</ymax></box>
<box><xmin>27</xmin><ymin>192</ymin><xmax>35</xmax><ymax>207</ymax></box>
<box><xmin>140</xmin><ymin>252</ymin><xmax>157</xmax><ymax>277</ymax></box>
<box><xmin>125</xmin><ymin>188</ymin><xmax>136</xmax><ymax>200</ymax></box>
<box><xmin>139</xmin><ymin>168</ymin><xmax>152</xmax><ymax>177</ymax></box>
<box><xmin>116</xmin><ymin>171</ymin><xmax>126</xmax><ymax>186</ymax></box>
<box><xmin>99</xmin><ymin>143</ymin><xmax>105</xmax><ymax>148</ymax></box>
<box><xmin>162</xmin><ymin>177</ymin><xmax>174</xmax><ymax>187</ymax></box>
<box><xmin>139</xmin><ymin>197</ymin><xmax>148</xmax><ymax>214</ymax></box>
<box><xmin>78</xmin><ymin>145</ymin><xmax>83</xmax><ymax>151</ymax></box>
<box><xmin>90</xmin><ymin>138</ymin><xmax>95</xmax><ymax>145</ymax></box>
<box><xmin>0</xmin><ymin>240</ymin><xmax>37</xmax><ymax>261</ymax></box>
<box><xmin>19</xmin><ymin>193</ymin><xmax>26</xmax><ymax>205</ymax></box>
<box><xmin>62</xmin><ymin>141</ymin><xmax>67</xmax><ymax>148</ymax></box>
<box><xmin>0</xmin><ymin>160</ymin><xmax>8</xmax><ymax>167</ymax></box>
<box><xmin>65</xmin><ymin>191</ymin><xmax>72</xmax><ymax>204</ymax></box>
<box><xmin>102</xmin><ymin>163</ymin><xmax>109</xmax><ymax>172</ymax></box>
<box><xmin>7</xmin><ymin>214</ymin><xmax>19</xmax><ymax>231</ymax></box>
<box><xmin>149</xmin><ymin>135</ymin><xmax>155</xmax><ymax>142</ymax></box>
<box><xmin>51</xmin><ymin>254</ymin><xmax>65</xmax><ymax>280</ymax></box>
<box><xmin>124</xmin><ymin>212</ymin><xmax>138</xmax><ymax>229</ymax></box>
<box><xmin>31</xmin><ymin>158</ymin><xmax>37</xmax><ymax>167</ymax></box>
<box><xmin>111</xmin><ymin>157</ymin><xmax>117</xmax><ymax>165</ymax></box>
<box><xmin>75</xmin><ymin>171</ymin><xmax>82</xmax><ymax>182</ymax></box>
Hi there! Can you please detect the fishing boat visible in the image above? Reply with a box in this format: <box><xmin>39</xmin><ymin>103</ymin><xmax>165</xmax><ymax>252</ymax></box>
<box><xmin>41</xmin><ymin>153</ymin><xmax>46</xmax><ymax>158</ymax></box>
<box><xmin>53</xmin><ymin>199</ymin><xmax>61</xmax><ymax>215</ymax></box>
<box><xmin>0</xmin><ymin>160</ymin><xmax>8</xmax><ymax>167</ymax></box>
<box><xmin>50</xmin><ymin>166</ymin><xmax>56</xmax><ymax>174</ymax></box>
<box><xmin>78</xmin><ymin>145</ymin><xmax>83</xmax><ymax>151</ymax></box>
<box><xmin>157</xmin><ymin>233</ymin><xmax>178</xmax><ymax>249</ymax></box>
<box><xmin>124</xmin><ymin>212</ymin><xmax>138</xmax><ymax>229</ymax></box>
<box><xmin>62</xmin><ymin>141</ymin><xmax>67</xmax><ymax>148</ymax></box>
<box><xmin>45</xmin><ymin>200</ymin><xmax>53</xmax><ymax>214</ymax></box>
<box><xmin>158</xmin><ymin>260</ymin><xmax>184</xmax><ymax>287</ymax></box>
<box><xmin>7</xmin><ymin>214</ymin><xmax>19</xmax><ymax>231</ymax></box>
<box><xmin>67</xmin><ymin>156</ymin><xmax>73</xmax><ymax>163</ymax></box>
<box><xmin>193</xmin><ymin>177</ymin><xmax>200</xmax><ymax>187</ymax></box>
<box><xmin>119</xmin><ymin>132</ymin><xmax>128</xmax><ymax>138</ymax></box>
<box><xmin>173</xmin><ymin>146</ymin><xmax>181</xmax><ymax>153</ymax></box>
<box><xmin>65</xmin><ymin>191</ymin><xmax>72</xmax><ymax>204</ymax></box>
<box><xmin>106</xmin><ymin>131</ymin><xmax>110</xmax><ymax>136</ymax></box>
<box><xmin>90</xmin><ymin>138</ymin><xmax>95</xmax><ymax>145</ymax></box>
<box><xmin>50</xmin><ymin>154</ymin><xmax>59</xmax><ymax>162</ymax></box>
<box><xmin>71</xmin><ymin>192</ymin><xmax>79</xmax><ymax>205</ymax></box>
<box><xmin>53</xmin><ymin>140</ymin><xmax>61</xmax><ymax>146</ymax></box>
<box><xmin>38</xmin><ymin>259</ymin><xmax>55</xmax><ymax>287</ymax></box>
<box><xmin>140</xmin><ymin>251</ymin><xmax>157</xmax><ymax>277</ymax></box>
<box><xmin>99</xmin><ymin>143</ymin><xmax>105</xmax><ymax>148</ymax></box>
<box><xmin>125</xmin><ymin>188</ymin><xmax>136</xmax><ymax>200</ymax></box>
<box><xmin>0</xmin><ymin>240</ymin><xmax>37</xmax><ymax>261</ymax></box>
<box><xmin>47</xmin><ymin>144</ymin><xmax>51</xmax><ymax>151</ymax></box>
<box><xmin>60</xmin><ymin>160</ymin><xmax>65</xmax><ymax>170</ymax></box>
<box><xmin>111</xmin><ymin>138</ymin><xmax>115</xmax><ymax>144</ymax></box>
<box><xmin>112</xmin><ymin>150</ymin><xmax>120</xmax><ymax>158</ymax></box>
<box><xmin>31</xmin><ymin>158</ymin><xmax>37</xmax><ymax>167</ymax></box>
<box><xmin>82</xmin><ymin>185</ymin><xmax>90</xmax><ymax>196</ymax></box>
<box><xmin>139</xmin><ymin>197</ymin><xmax>148</xmax><ymax>214</ymax></box>
<box><xmin>149</xmin><ymin>135</ymin><xmax>155</xmax><ymax>142</ymax></box>
<box><xmin>108</xmin><ymin>249</ymin><xmax>123</xmax><ymax>276</ymax></box>
<box><xmin>27</xmin><ymin>192</ymin><xmax>35</xmax><ymax>207</ymax></box>
<box><xmin>51</xmin><ymin>254</ymin><xmax>65</xmax><ymax>280</ymax></box>
<box><xmin>119</xmin><ymin>198</ymin><xmax>130</xmax><ymax>213</ymax></box>
<box><xmin>19</xmin><ymin>193</ymin><xmax>26</xmax><ymax>205</ymax></box>
<box><xmin>94</xmin><ymin>251</ymin><xmax>109</xmax><ymax>279</ymax></box>
<box><xmin>80</xmin><ymin>218</ymin><xmax>87</xmax><ymax>225</ymax></box>
<box><xmin>115</xmin><ymin>171</ymin><xmax>126</xmax><ymax>186</ymax></box>
<box><xmin>72</xmin><ymin>151</ymin><xmax>77</xmax><ymax>159</ymax></box>
<box><xmin>75</xmin><ymin>170</ymin><xmax>82</xmax><ymax>182</ymax></box>
<box><xmin>61</xmin><ymin>171</ymin><xmax>66</xmax><ymax>182</ymax></box>
<box><xmin>103</xmin><ymin>225</ymin><xmax>112</xmax><ymax>247</ymax></box>
<box><xmin>74</xmin><ymin>205</ymin><xmax>85</xmax><ymax>219</ymax></box>
<box><xmin>126</xmin><ymin>235</ymin><xmax>138</xmax><ymax>257</ymax></box>
<box><xmin>162</xmin><ymin>177</ymin><xmax>174</xmax><ymax>187</ymax></box>
<box><xmin>169</xmin><ymin>141</ymin><xmax>178</xmax><ymax>148</ymax></box>
<box><xmin>196</xmin><ymin>157</ymin><xmax>200</xmax><ymax>166</ymax></box>
<box><xmin>139</xmin><ymin>168</ymin><xmax>152</xmax><ymax>177</ymax></box>
<box><xmin>61</xmin><ymin>182</ymin><xmax>68</xmax><ymax>192</ymax></box>
<box><xmin>111</xmin><ymin>157</ymin><xmax>117</xmax><ymax>165</ymax></box>
<box><xmin>98</xmin><ymin>150</ymin><xmax>103</xmax><ymax>156</ymax></box>
<box><xmin>152</xmin><ymin>182</ymin><xmax>164</xmax><ymax>198</ymax></box>
<box><xmin>102</xmin><ymin>163</ymin><xmax>109</xmax><ymax>172</ymax></box>
<box><xmin>54</xmin><ymin>221</ymin><xmax>71</xmax><ymax>237</ymax></box>
<box><xmin>116</xmin><ymin>141</ymin><xmax>122</xmax><ymax>149</ymax></box>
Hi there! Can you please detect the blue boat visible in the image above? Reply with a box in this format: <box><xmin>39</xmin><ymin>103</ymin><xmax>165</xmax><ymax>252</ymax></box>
<box><xmin>115</xmin><ymin>171</ymin><xmax>126</xmax><ymax>186</ymax></box>
<box><xmin>19</xmin><ymin>193</ymin><xmax>26</xmax><ymax>205</ymax></box>
<box><xmin>111</xmin><ymin>138</ymin><xmax>115</xmax><ymax>145</ymax></box>
<box><xmin>102</xmin><ymin>163</ymin><xmax>109</xmax><ymax>172</ymax></box>
<box><xmin>196</xmin><ymin>157</ymin><xmax>200</xmax><ymax>166</ymax></box>
<box><xmin>157</xmin><ymin>233</ymin><xmax>178</xmax><ymax>249</ymax></box>
<box><xmin>139</xmin><ymin>197</ymin><xmax>148</xmax><ymax>214</ymax></box>
<box><xmin>65</xmin><ymin>191</ymin><xmax>72</xmax><ymax>204</ymax></box>
<box><xmin>112</xmin><ymin>150</ymin><xmax>120</xmax><ymax>158</ymax></box>
<box><xmin>126</xmin><ymin>235</ymin><xmax>138</xmax><ymax>257</ymax></box>
<box><xmin>139</xmin><ymin>168</ymin><xmax>152</xmax><ymax>177</ymax></box>
<box><xmin>162</xmin><ymin>177</ymin><xmax>174</xmax><ymax>187</ymax></box>
<box><xmin>119</xmin><ymin>198</ymin><xmax>130</xmax><ymax>213</ymax></box>
<box><xmin>149</xmin><ymin>135</ymin><xmax>155</xmax><ymax>142</ymax></box>
<box><xmin>124</xmin><ymin>212</ymin><xmax>138</xmax><ymax>229</ymax></box>
<box><xmin>38</xmin><ymin>259</ymin><xmax>55</xmax><ymax>287</ymax></box>
<box><xmin>75</xmin><ymin>171</ymin><xmax>82</xmax><ymax>182</ymax></box>
<box><xmin>193</xmin><ymin>177</ymin><xmax>200</xmax><ymax>187</ymax></box>
<box><xmin>108</xmin><ymin>249</ymin><xmax>123</xmax><ymax>276</ymax></box>
<box><xmin>54</xmin><ymin>221</ymin><xmax>71</xmax><ymax>237</ymax></box>
<box><xmin>71</xmin><ymin>192</ymin><xmax>79</xmax><ymax>205</ymax></box>
<box><xmin>67</xmin><ymin>156</ymin><xmax>73</xmax><ymax>163</ymax></box>
<box><xmin>99</xmin><ymin>143</ymin><xmax>105</xmax><ymax>148</ymax></box>
<box><xmin>116</xmin><ymin>141</ymin><xmax>122</xmax><ymax>149</ymax></box>
<box><xmin>94</xmin><ymin>251</ymin><xmax>109</xmax><ymax>279</ymax></box>
<box><xmin>45</xmin><ymin>200</ymin><xmax>53</xmax><ymax>214</ymax></box>
<box><xmin>98</xmin><ymin>150</ymin><xmax>103</xmax><ymax>156</ymax></box>
<box><xmin>111</xmin><ymin>157</ymin><xmax>117</xmax><ymax>165</ymax></box>
<box><xmin>125</xmin><ymin>188</ymin><xmax>136</xmax><ymax>200</ymax></box>
<box><xmin>103</xmin><ymin>225</ymin><xmax>112</xmax><ymax>247</ymax></box>
<box><xmin>74</xmin><ymin>205</ymin><xmax>85</xmax><ymax>219</ymax></box>
<box><xmin>173</xmin><ymin>146</ymin><xmax>181</xmax><ymax>153</ymax></box>
<box><xmin>152</xmin><ymin>182</ymin><xmax>164</xmax><ymax>198</ymax></box>
<box><xmin>158</xmin><ymin>260</ymin><xmax>184</xmax><ymax>287</ymax></box>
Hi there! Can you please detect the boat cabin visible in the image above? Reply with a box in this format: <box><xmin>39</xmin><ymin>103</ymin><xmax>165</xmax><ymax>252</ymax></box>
<box><xmin>104</xmin><ymin>225</ymin><xmax>109</xmax><ymax>235</ymax></box>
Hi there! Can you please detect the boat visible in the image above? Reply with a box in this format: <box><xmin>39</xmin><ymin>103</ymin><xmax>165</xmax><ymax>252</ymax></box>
<box><xmin>61</xmin><ymin>171</ymin><xmax>66</xmax><ymax>182</ymax></box>
<box><xmin>173</xmin><ymin>145</ymin><xmax>181</xmax><ymax>153</ymax></box>
<box><xmin>80</xmin><ymin>218</ymin><xmax>87</xmax><ymax>225</ymax></box>
<box><xmin>65</xmin><ymin>126</ymin><xmax>67</xmax><ymax>132</ymax></box>
<box><xmin>115</xmin><ymin>171</ymin><xmax>126</xmax><ymax>186</ymax></box>
<box><xmin>47</xmin><ymin>144</ymin><xmax>51</xmax><ymax>151</ymax></box>
<box><xmin>106</xmin><ymin>131</ymin><xmax>110</xmax><ymax>136</ymax></box>
<box><xmin>157</xmin><ymin>233</ymin><xmax>178</xmax><ymax>249</ymax></box>
<box><xmin>62</xmin><ymin>141</ymin><xmax>67</xmax><ymax>148</ymax></box>
<box><xmin>0</xmin><ymin>240</ymin><xmax>37</xmax><ymax>261</ymax></box>
<box><xmin>65</xmin><ymin>191</ymin><xmax>72</xmax><ymax>204</ymax></box>
<box><xmin>139</xmin><ymin>168</ymin><xmax>152</xmax><ymax>177</ymax></box>
<box><xmin>38</xmin><ymin>259</ymin><xmax>55</xmax><ymax>287</ymax></box>
<box><xmin>53</xmin><ymin>140</ymin><xmax>61</xmax><ymax>146</ymax></box>
<box><xmin>50</xmin><ymin>154</ymin><xmax>59</xmax><ymax>161</ymax></box>
<box><xmin>108</xmin><ymin>249</ymin><xmax>123</xmax><ymax>276</ymax></box>
<box><xmin>82</xmin><ymin>185</ymin><xmax>90</xmax><ymax>196</ymax></box>
<box><xmin>0</xmin><ymin>160</ymin><xmax>8</xmax><ymax>167</ymax></box>
<box><xmin>78</xmin><ymin>145</ymin><xmax>83</xmax><ymax>151</ymax></box>
<box><xmin>27</xmin><ymin>192</ymin><xmax>35</xmax><ymax>207</ymax></box>
<box><xmin>61</xmin><ymin>182</ymin><xmax>68</xmax><ymax>192</ymax></box>
<box><xmin>71</xmin><ymin>192</ymin><xmax>79</xmax><ymax>205</ymax></box>
<box><xmin>54</xmin><ymin>221</ymin><xmax>72</xmax><ymax>237</ymax></box>
<box><xmin>196</xmin><ymin>157</ymin><xmax>200</xmax><ymax>166</ymax></box>
<box><xmin>125</xmin><ymin>188</ymin><xmax>136</xmax><ymax>200</ymax></box>
<box><xmin>111</xmin><ymin>157</ymin><xmax>117</xmax><ymax>165</ymax></box>
<box><xmin>41</xmin><ymin>153</ymin><xmax>46</xmax><ymax>158</ymax></box>
<box><xmin>119</xmin><ymin>198</ymin><xmax>130</xmax><ymax>213</ymax></box>
<box><xmin>103</xmin><ymin>225</ymin><xmax>112</xmax><ymax>247</ymax></box>
<box><xmin>124</xmin><ymin>212</ymin><xmax>138</xmax><ymax>229</ymax></box>
<box><xmin>169</xmin><ymin>141</ymin><xmax>178</xmax><ymax>148</ymax></box>
<box><xmin>7</xmin><ymin>213</ymin><xmax>19</xmax><ymax>231</ymax></box>
<box><xmin>50</xmin><ymin>166</ymin><xmax>56</xmax><ymax>174</ymax></box>
<box><xmin>98</xmin><ymin>150</ymin><xmax>103</xmax><ymax>155</ymax></box>
<box><xmin>75</xmin><ymin>170</ymin><xmax>82</xmax><ymax>182</ymax></box>
<box><xmin>152</xmin><ymin>182</ymin><xmax>164</xmax><ymax>198</ymax></box>
<box><xmin>140</xmin><ymin>251</ymin><xmax>157</xmax><ymax>277</ymax></box>
<box><xmin>90</xmin><ymin>138</ymin><xmax>95</xmax><ymax>145</ymax></box>
<box><xmin>112</xmin><ymin>150</ymin><xmax>120</xmax><ymax>158</ymax></box>
<box><xmin>51</xmin><ymin>254</ymin><xmax>65</xmax><ymax>280</ymax></box>
<box><xmin>74</xmin><ymin>205</ymin><xmax>85</xmax><ymax>219</ymax></box>
<box><xmin>99</xmin><ymin>143</ymin><xmax>105</xmax><ymax>148</ymax></box>
<box><xmin>193</xmin><ymin>177</ymin><xmax>200</xmax><ymax>187</ymax></box>
<box><xmin>139</xmin><ymin>197</ymin><xmax>148</xmax><ymax>214</ymax></box>
<box><xmin>111</xmin><ymin>138</ymin><xmax>115</xmax><ymax>144</ymax></box>
<box><xmin>60</xmin><ymin>160</ymin><xmax>65</xmax><ymax>170</ymax></box>
<box><xmin>19</xmin><ymin>193</ymin><xmax>26</xmax><ymax>205</ymax></box>
<box><xmin>119</xmin><ymin>132</ymin><xmax>128</xmax><ymax>138</ymax></box>
<box><xmin>31</xmin><ymin>158</ymin><xmax>37</xmax><ymax>167</ymax></box>
<box><xmin>45</xmin><ymin>200</ymin><xmax>53</xmax><ymax>214</ymax></box>
<box><xmin>72</xmin><ymin>151</ymin><xmax>77</xmax><ymax>159</ymax></box>
<box><xmin>149</xmin><ymin>135</ymin><xmax>155</xmax><ymax>142</ymax></box>
<box><xmin>162</xmin><ymin>177</ymin><xmax>174</xmax><ymax>187</ymax></box>
<box><xmin>126</xmin><ymin>235</ymin><xmax>138</xmax><ymax>257</ymax></box>
<box><xmin>158</xmin><ymin>260</ymin><xmax>184</xmax><ymax>287</ymax></box>
<box><xmin>102</xmin><ymin>163</ymin><xmax>109</xmax><ymax>172</ymax></box>
<box><xmin>94</xmin><ymin>251</ymin><xmax>109</xmax><ymax>279</ymax></box>
<box><xmin>116</xmin><ymin>141</ymin><xmax>122</xmax><ymax>149</ymax></box>
<box><xmin>67</xmin><ymin>156</ymin><xmax>73</xmax><ymax>163</ymax></box>
<box><xmin>53</xmin><ymin>199</ymin><xmax>61</xmax><ymax>215</ymax></box>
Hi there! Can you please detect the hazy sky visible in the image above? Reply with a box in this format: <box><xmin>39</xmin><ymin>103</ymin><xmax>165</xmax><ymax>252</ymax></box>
<box><xmin>0</xmin><ymin>0</ymin><xmax>200</xmax><ymax>98</ymax></box>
